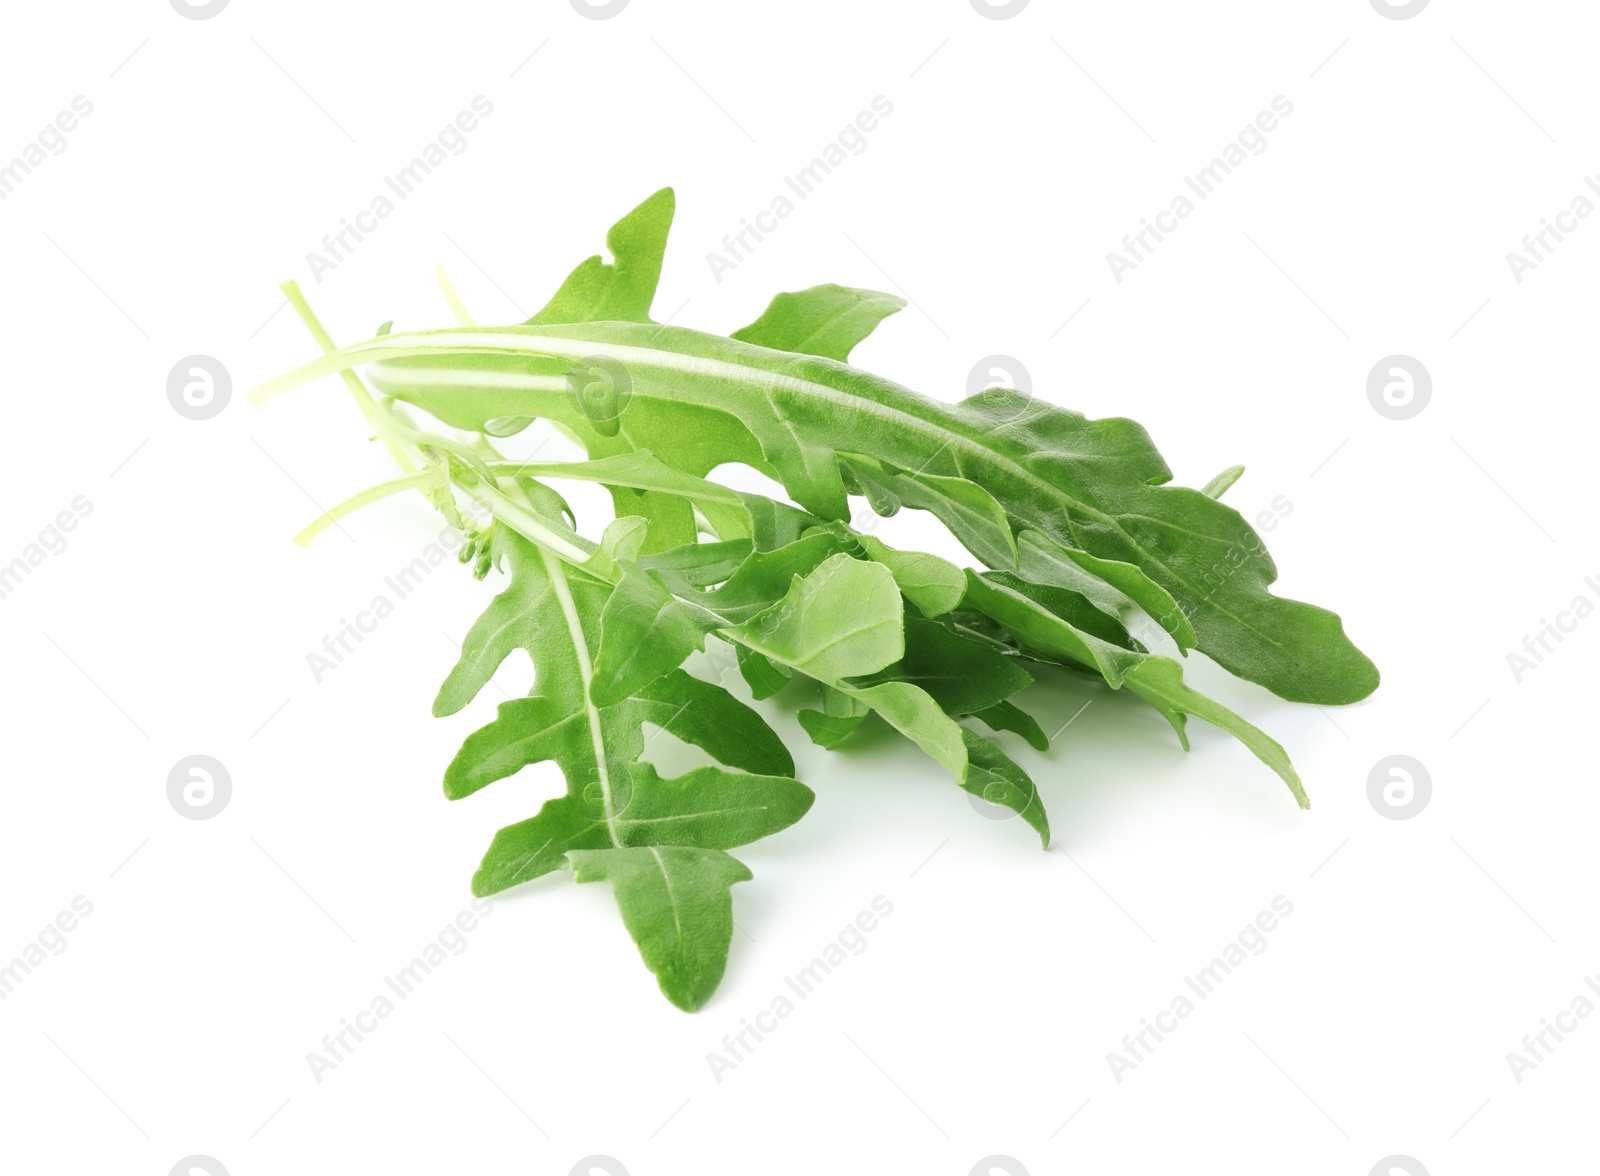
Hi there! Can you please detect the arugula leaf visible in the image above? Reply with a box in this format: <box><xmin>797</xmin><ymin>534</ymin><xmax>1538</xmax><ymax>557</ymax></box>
<box><xmin>960</xmin><ymin>570</ymin><xmax>1306</xmax><ymax>807</ymax></box>
<box><xmin>796</xmin><ymin>684</ymin><xmax>870</xmax><ymax>748</ymax></box>
<box><xmin>972</xmin><ymin>700</ymin><xmax>1050</xmax><ymax>752</ymax></box>
<box><xmin>1202</xmin><ymin>464</ymin><xmax>1245</xmax><ymax>499</ymax></box>
<box><xmin>268</xmin><ymin>318</ymin><xmax>1374</xmax><ymax>703</ymax></box>
<box><xmin>736</xmin><ymin>643</ymin><xmax>791</xmax><ymax>700</ymax></box>
<box><xmin>568</xmin><ymin>845</ymin><xmax>751</xmax><ymax>1012</ymax></box>
<box><xmin>255</xmin><ymin>188</ymin><xmax>1381</xmax><ymax>1012</ymax></box>
<box><xmin>959</xmin><ymin>730</ymin><xmax>1048</xmax><ymax>843</ymax></box>
<box><xmin>843</xmin><ymin>454</ymin><xmax>1020</xmax><ymax>568</ymax></box>
<box><xmin>473</xmin><ymin>763</ymin><xmax>811</xmax><ymax>897</ymax></box>
<box><xmin>731</xmin><ymin>283</ymin><xmax>905</xmax><ymax>362</ymax></box>
<box><xmin>527</xmin><ymin>187</ymin><xmax>675</xmax><ymax>325</ymax></box>
<box><xmin>435</xmin><ymin>524</ymin><xmax>808</xmax><ymax>1005</ymax></box>
<box><xmin>590</xmin><ymin>563</ymin><xmax>719</xmax><ymax>706</ymax></box>
<box><xmin>845</xmin><ymin>531</ymin><xmax>967</xmax><ymax>618</ymax></box>
<box><xmin>727</xmin><ymin>553</ymin><xmax>904</xmax><ymax>681</ymax></box>
<box><xmin>854</xmin><ymin>616</ymin><xmax>1033</xmax><ymax>718</ymax></box>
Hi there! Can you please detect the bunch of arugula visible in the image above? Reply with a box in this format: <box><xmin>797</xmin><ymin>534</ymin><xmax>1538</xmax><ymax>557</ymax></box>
<box><xmin>253</xmin><ymin>189</ymin><xmax>1377</xmax><ymax>1011</ymax></box>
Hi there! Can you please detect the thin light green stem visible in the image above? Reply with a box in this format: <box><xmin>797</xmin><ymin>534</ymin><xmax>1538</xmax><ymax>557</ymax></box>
<box><xmin>294</xmin><ymin>472</ymin><xmax>434</xmax><ymax>547</ymax></box>
<box><xmin>434</xmin><ymin>263</ymin><xmax>478</xmax><ymax>327</ymax></box>
<box><xmin>280</xmin><ymin>280</ymin><xmax>418</xmax><ymax>474</ymax></box>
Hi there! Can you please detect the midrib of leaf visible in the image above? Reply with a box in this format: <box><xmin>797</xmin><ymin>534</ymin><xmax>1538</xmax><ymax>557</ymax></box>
<box><xmin>540</xmin><ymin>545</ymin><xmax>623</xmax><ymax>848</ymax></box>
<box><xmin>278</xmin><ymin>329</ymin><xmax>1254</xmax><ymax>640</ymax></box>
<box><xmin>651</xmin><ymin>846</ymin><xmax>685</xmax><ymax>940</ymax></box>
<box><xmin>623</xmin><ymin>806</ymin><xmax>775</xmax><ymax>827</ymax></box>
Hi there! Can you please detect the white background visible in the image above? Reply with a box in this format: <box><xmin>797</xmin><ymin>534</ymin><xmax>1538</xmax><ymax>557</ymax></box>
<box><xmin>1</xmin><ymin>2</ymin><xmax>1594</xmax><ymax>1174</ymax></box>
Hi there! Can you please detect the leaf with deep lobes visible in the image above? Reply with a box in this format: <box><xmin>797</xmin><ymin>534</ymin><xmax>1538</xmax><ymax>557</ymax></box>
<box><xmin>567</xmin><ymin>845</ymin><xmax>752</xmax><ymax>1011</ymax></box>
<box><xmin>471</xmin><ymin>793</ymin><xmax>613</xmax><ymax>895</ymax></box>
<box><xmin>469</xmin><ymin>761</ymin><xmax>811</xmax><ymax>896</ymax></box>
<box><xmin>633</xmin><ymin>669</ymin><xmax>795</xmax><ymax>778</ymax></box>
<box><xmin>528</xmin><ymin>188</ymin><xmax>675</xmax><ymax>325</ymax></box>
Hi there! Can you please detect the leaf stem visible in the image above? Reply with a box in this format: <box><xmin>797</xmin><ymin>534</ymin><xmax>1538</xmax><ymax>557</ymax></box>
<box><xmin>434</xmin><ymin>263</ymin><xmax>479</xmax><ymax>327</ymax></box>
<box><xmin>279</xmin><ymin>280</ymin><xmax>418</xmax><ymax>474</ymax></box>
<box><xmin>293</xmin><ymin>472</ymin><xmax>434</xmax><ymax>546</ymax></box>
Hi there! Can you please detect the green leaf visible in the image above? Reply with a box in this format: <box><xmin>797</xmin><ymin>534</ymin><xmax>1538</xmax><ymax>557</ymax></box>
<box><xmin>730</xmin><ymin>284</ymin><xmax>905</xmax><ymax>362</ymax></box>
<box><xmin>471</xmin><ymin>793</ymin><xmax>612</xmax><ymax>894</ymax></box>
<box><xmin>568</xmin><ymin>845</ymin><xmax>752</xmax><ymax>1011</ymax></box>
<box><xmin>470</xmin><ymin>762</ymin><xmax>812</xmax><ymax>896</ymax></box>
<box><xmin>491</xmin><ymin>451</ymin><xmax>749</xmax><ymax>541</ymax></box>
<box><xmin>256</xmin><ymin>192</ymin><xmax>1388</xmax><ymax>1016</ymax></box>
<box><xmin>961</xmin><ymin>570</ymin><xmax>1305</xmax><ymax>807</ymax></box>
<box><xmin>855</xmin><ymin>616</ymin><xmax>1033</xmax><ymax>717</ymax></box>
<box><xmin>590</xmin><ymin>564</ymin><xmax>718</xmax><ymax>707</ymax></box>
<box><xmin>959</xmin><ymin>730</ymin><xmax>1050</xmax><ymax>845</ymax></box>
<box><xmin>634</xmin><ymin>669</ymin><xmax>795</xmax><ymax>778</ymax></box>
<box><xmin>797</xmin><ymin>684</ymin><xmax>870</xmax><ymax>748</ymax></box>
<box><xmin>445</xmin><ymin>664</ymin><xmax>794</xmax><ymax>801</ymax></box>
<box><xmin>528</xmin><ymin>188</ymin><xmax>675</xmax><ymax>325</ymax></box>
<box><xmin>1202</xmin><ymin>464</ymin><xmax>1245</xmax><ymax>499</ymax></box>
<box><xmin>843</xmin><ymin>455</ymin><xmax>1018</xmax><ymax>568</ymax></box>
<box><xmin>580</xmin><ymin>516</ymin><xmax>648</xmax><ymax>583</ymax></box>
<box><xmin>704</xmin><ymin>533</ymin><xmax>847</xmax><ymax>622</ymax></box>
<box><xmin>740</xmin><ymin>492</ymin><xmax>828</xmax><ymax>551</ymax></box>
<box><xmin>982</xmin><ymin>570</ymin><xmax>1137</xmax><ymax>651</ymax></box>
<box><xmin>973</xmin><ymin>700</ymin><xmax>1049</xmax><ymax>752</ymax></box>
<box><xmin>608</xmin><ymin>487</ymin><xmax>697</xmax><ymax>552</ymax></box>
<box><xmin>640</xmin><ymin>539</ymin><xmax>753</xmax><ymax>588</ymax></box>
<box><xmin>1018</xmin><ymin>530</ymin><xmax>1195</xmax><ymax>652</ymax></box>
<box><xmin>729</xmin><ymin>554</ymin><xmax>904</xmax><ymax>681</ymax></box>
<box><xmin>736</xmin><ymin>643</ymin><xmax>791</xmax><ymax>700</ymax></box>
<box><xmin>843</xmin><ymin>681</ymin><xmax>968</xmax><ymax>777</ymax></box>
<box><xmin>305</xmin><ymin>319</ymin><xmax>1375</xmax><ymax>703</ymax></box>
<box><xmin>844</xmin><ymin>529</ymin><xmax>966</xmax><ymax>617</ymax></box>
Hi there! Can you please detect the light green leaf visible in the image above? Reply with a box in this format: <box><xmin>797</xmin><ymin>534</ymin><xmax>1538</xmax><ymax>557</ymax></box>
<box><xmin>528</xmin><ymin>188</ymin><xmax>675</xmax><ymax>325</ymax></box>
<box><xmin>568</xmin><ymin>845</ymin><xmax>752</xmax><ymax>1011</ymax></box>
<box><xmin>1202</xmin><ymin>464</ymin><xmax>1245</xmax><ymax>499</ymax></box>
<box><xmin>843</xmin><ymin>454</ymin><xmax>1018</xmax><ymax>568</ymax></box>
<box><xmin>591</xmin><ymin>564</ymin><xmax>719</xmax><ymax>707</ymax></box>
<box><xmin>640</xmin><ymin>539</ymin><xmax>753</xmax><ymax>589</ymax></box>
<box><xmin>961</xmin><ymin>570</ymin><xmax>1305</xmax><ymax>806</ymax></box>
<box><xmin>847</xmin><ymin>530</ymin><xmax>966</xmax><ymax>617</ymax></box>
<box><xmin>959</xmin><ymin>730</ymin><xmax>1050</xmax><ymax>845</ymax></box>
<box><xmin>797</xmin><ymin>684</ymin><xmax>870</xmax><ymax>748</ymax></box>
<box><xmin>469</xmin><ymin>761</ymin><xmax>811</xmax><ymax>897</ymax></box>
<box><xmin>291</xmin><ymin>317</ymin><xmax>1376</xmax><ymax>703</ymax></box>
<box><xmin>728</xmin><ymin>553</ymin><xmax>904</xmax><ymax>681</ymax></box>
<box><xmin>736</xmin><ymin>643</ymin><xmax>791</xmax><ymax>700</ymax></box>
<box><xmin>973</xmin><ymin>700</ymin><xmax>1049</xmax><ymax>752</ymax></box>
<box><xmin>731</xmin><ymin>284</ymin><xmax>905</xmax><ymax>362</ymax></box>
